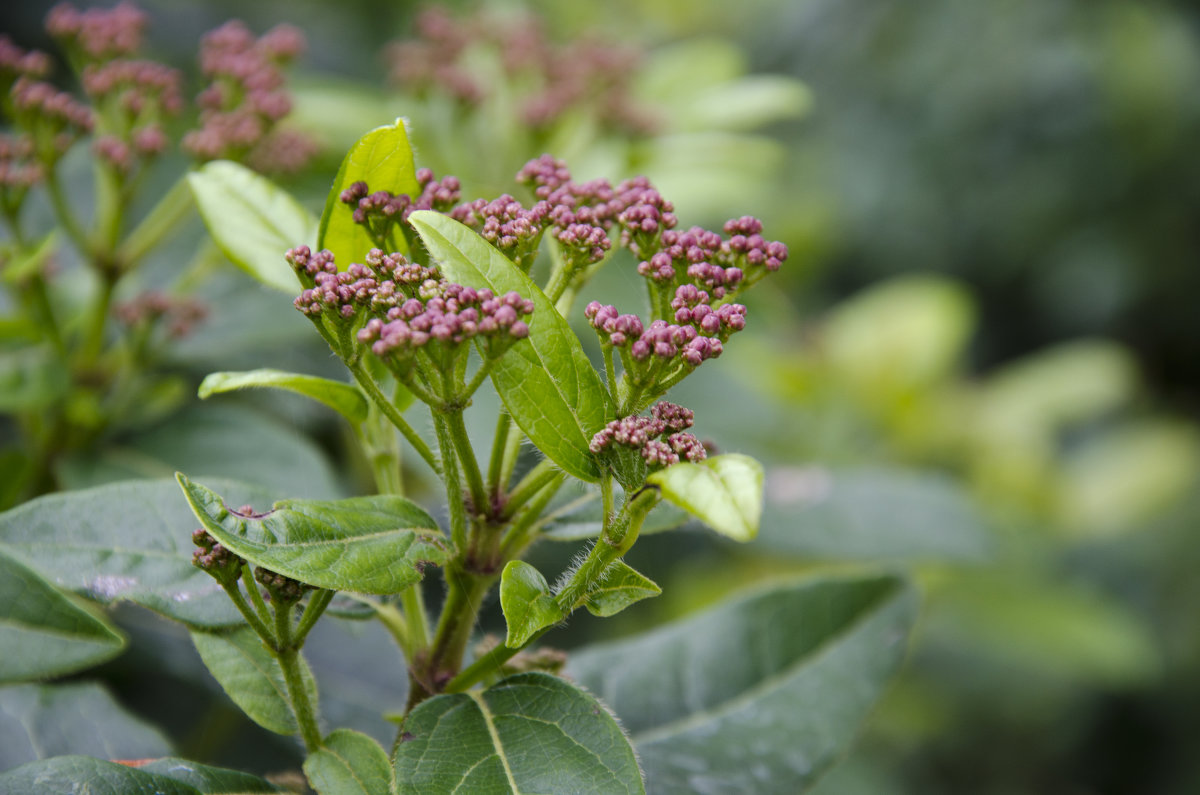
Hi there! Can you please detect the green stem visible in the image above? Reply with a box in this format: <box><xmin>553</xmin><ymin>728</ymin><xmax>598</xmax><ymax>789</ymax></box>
<box><xmin>502</xmin><ymin>459</ymin><xmax>558</xmax><ymax>519</ymax></box>
<box><xmin>117</xmin><ymin>175</ymin><xmax>194</xmax><ymax>269</ymax></box>
<box><xmin>423</xmin><ymin>567</ymin><xmax>492</xmax><ymax>694</ymax></box>
<box><xmin>242</xmin><ymin>563</ymin><xmax>273</xmax><ymax>630</ymax></box>
<box><xmin>459</xmin><ymin>357</ymin><xmax>494</xmax><ymax>401</ymax></box>
<box><xmin>219</xmin><ymin>579</ymin><xmax>273</xmax><ymax>643</ymax></box>
<box><xmin>77</xmin><ymin>271</ymin><xmax>116</xmax><ymax>366</ymax></box>
<box><xmin>433</xmin><ymin>414</ymin><xmax>469</xmax><ymax>552</ymax></box>
<box><xmin>602</xmin><ymin>344</ymin><xmax>617</xmax><ymax>396</ymax></box>
<box><xmin>293</xmin><ymin>589</ymin><xmax>334</xmax><ymax>648</ymax></box>
<box><xmin>400</xmin><ymin>585</ymin><xmax>430</xmax><ymax>655</ymax></box>
<box><xmin>444</xmin><ymin>638</ymin><xmax>524</xmax><ymax>693</ymax></box>
<box><xmin>350</xmin><ymin>362</ymin><xmax>440</xmax><ymax>475</ymax></box>
<box><xmin>278</xmin><ymin>646</ymin><xmax>322</xmax><ymax>751</ymax></box>
<box><xmin>372</xmin><ymin>601</ymin><xmax>410</xmax><ymax>654</ymax></box>
<box><xmin>544</xmin><ymin>262</ymin><xmax>571</xmax><ymax>305</ymax></box>
<box><xmin>498</xmin><ymin>472</ymin><xmax>566</xmax><ymax>560</ymax></box>
<box><xmin>44</xmin><ymin>167</ymin><xmax>89</xmax><ymax>255</ymax></box>
<box><xmin>487</xmin><ymin>413</ymin><xmax>512</xmax><ymax>496</ymax></box>
<box><xmin>26</xmin><ymin>275</ymin><xmax>65</xmax><ymax>357</ymax></box>
<box><xmin>444</xmin><ymin>409</ymin><xmax>486</xmax><ymax>515</ymax></box>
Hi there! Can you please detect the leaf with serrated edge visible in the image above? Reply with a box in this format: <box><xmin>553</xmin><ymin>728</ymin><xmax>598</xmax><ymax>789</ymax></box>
<box><xmin>394</xmin><ymin>672</ymin><xmax>644</xmax><ymax>794</ymax></box>
<box><xmin>0</xmin><ymin>549</ymin><xmax>126</xmax><ymax>682</ymax></box>
<box><xmin>199</xmin><ymin>369</ymin><xmax>368</xmax><ymax>425</ymax></box>
<box><xmin>408</xmin><ymin>210</ymin><xmax>612</xmax><ymax>482</ymax></box>
<box><xmin>178</xmin><ymin>475</ymin><xmax>448</xmax><ymax>594</ymax></box>
<box><xmin>188</xmin><ymin>160</ymin><xmax>316</xmax><ymax>292</ymax></box>
<box><xmin>192</xmin><ymin>626</ymin><xmax>318</xmax><ymax>736</ymax></box>
<box><xmin>499</xmin><ymin>560</ymin><xmax>563</xmax><ymax>648</ymax></box>
<box><xmin>647</xmin><ymin>454</ymin><xmax>763</xmax><ymax>541</ymax></box>
<box><xmin>303</xmin><ymin>729</ymin><xmax>394</xmax><ymax>795</ymax></box>
<box><xmin>318</xmin><ymin>118</ymin><xmax>420</xmax><ymax>263</ymax></box>
<box><xmin>567</xmin><ymin>575</ymin><xmax>917</xmax><ymax>795</ymax></box>
<box><xmin>583</xmin><ymin>561</ymin><xmax>661</xmax><ymax>618</ymax></box>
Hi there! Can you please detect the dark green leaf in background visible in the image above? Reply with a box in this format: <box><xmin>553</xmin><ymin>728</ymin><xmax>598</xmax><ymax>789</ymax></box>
<box><xmin>303</xmin><ymin>729</ymin><xmax>394</xmax><ymax>795</ymax></box>
<box><xmin>394</xmin><ymin>672</ymin><xmax>644</xmax><ymax>794</ymax></box>
<box><xmin>198</xmin><ymin>369</ymin><xmax>369</xmax><ymax>425</ymax></box>
<box><xmin>567</xmin><ymin>575</ymin><xmax>917</xmax><ymax>795</ymax></box>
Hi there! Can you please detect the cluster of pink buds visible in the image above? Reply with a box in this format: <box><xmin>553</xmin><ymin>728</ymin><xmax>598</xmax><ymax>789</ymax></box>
<box><xmin>0</xmin><ymin>36</ymin><xmax>51</xmax><ymax>80</ymax></box>
<box><xmin>114</xmin><ymin>291</ymin><xmax>208</xmax><ymax>338</ymax></box>
<box><xmin>450</xmin><ymin>194</ymin><xmax>550</xmax><ymax>271</ymax></box>
<box><xmin>0</xmin><ymin>134</ymin><xmax>42</xmax><ymax>194</ymax></box>
<box><xmin>191</xmin><ymin>528</ymin><xmax>242</xmax><ymax>585</ymax></box>
<box><xmin>46</xmin><ymin>1</ymin><xmax>147</xmax><ymax>62</ymax></box>
<box><xmin>8</xmin><ymin>77</ymin><xmax>93</xmax><ymax>165</ymax></box>
<box><xmin>589</xmin><ymin>401</ymin><xmax>706</xmax><ymax>468</ymax></box>
<box><xmin>341</xmin><ymin>169</ymin><xmax>463</xmax><ymax>248</ymax></box>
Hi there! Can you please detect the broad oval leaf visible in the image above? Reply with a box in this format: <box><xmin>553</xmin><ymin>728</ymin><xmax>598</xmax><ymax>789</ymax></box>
<box><xmin>0</xmin><ymin>755</ymin><xmax>280</xmax><ymax>794</ymax></box>
<box><xmin>0</xmin><ymin>682</ymin><xmax>171</xmax><ymax>770</ymax></box>
<box><xmin>191</xmin><ymin>626</ymin><xmax>318</xmax><ymax>736</ymax></box>
<box><xmin>135</xmin><ymin>758</ymin><xmax>281</xmax><ymax>792</ymax></box>
<box><xmin>0</xmin><ymin>549</ymin><xmax>126</xmax><ymax>682</ymax></box>
<box><xmin>178</xmin><ymin>475</ymin><xmax>448</xmax><ymax>594</ymax></box>
<box><xmin>188</xmin><ymin>160</ymin><xmax>317</xmax><ymax>292</ymax></box>
<box><xmin>303</xmin><ymin>729</ymin><xmax>394</xmax><ymax>795</ymax></box>
<box><xmin>567</xmin><ymin>575</ymin><xmax>917</xmax><ymax>795</ymax></box>
<box><xmin>318</xmin><ymin>118</ymin><xmax>420</xmax><ymax>263</ymax></box>
<box><xmin>499</xmin><ymin>561</ymin><xmax>562</xmax><ymax>648</ymax></box>
<box><xmin>647</xmin><ymin>454</ymin><xmax>763</xmax><ymax>541</ymax></box>
<box><xmin>583</xmin><ymin>561</ymin><xmax>661</xmax><ymax>618</ymax></box>
<box><xmin>408</xmin><ymin>211</ymin><xmax>612</xmax><ymax>482</ymax></box>
<box><xmin>394</xmin><ymin>672</ymin><xmax>644</xmax><ymax>794</ymax></box>
<box><xmin>199</xmin><ymin>369</ymin><xmax>369</xmax><ymax>425</ymax></box>
<box><xmin>0</xmin><ymin>478</ymin><xmax>279</xmax><ymax>627</ymax></box>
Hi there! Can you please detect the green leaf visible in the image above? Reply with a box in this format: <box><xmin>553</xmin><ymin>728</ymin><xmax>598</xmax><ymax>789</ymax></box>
<box><xmin>318</xmin><ymin>118</ymin><xmax>420</xmax><ymax>262</ymax></box>
<box><xmin>135</xmin><ymin>758</ymin><xmax>281</xmax><ymax>792</ymax></box>
<box><xmin>178</xmin><ymin>475</ymin><xmax>448</xmax><ymax>594</ymax></box>
<box><xmin>394</xmin><ymin>672</ymin><xmax>644</xmax><ymax>794</ymax></box>
<box><xmin>647</xmin><ymin>454</ymin><xmax>763</xmax><ymax>542</ymax></box>
<box><xmin>188</xmin><ymin>160</ymin><xmax>317</xmax><ymax>292</ymax></box>
<box><xmin>303</xmin><ymin>729</ymin><xmax>394</xmax><ymax>795</ymax></box>
<box><xmin>0</xmin><ymin>682</ymin><xmax>171</xmax><ymax>769</ymax></box>
<box><xmin>0</xmin><ymin>345</ymin><xmax>69</xmax><ymax>412</ymax></box>
<box><xmin>499</xmin><ymin>561</ymin><xmax>563</xmax><ymax>648</ymax></box>
<box><xmin>0</xmin><ymin>756</ymin><xmax>202</xmax><ymax>794</ymax></box>
<box><xmin>0</xmin><ymin>549</ymin><xmax>126</xmax><ymax>682</ymax></box>
<box><xmin>408</xmin><ymin>211</ymin><xmax>612</xmax><ymax>482</ymax></box>
<box><xmin>199</xmin><ymin>368</ymin><xmax>369</xmax><ymax>425</ymax></box>
<box><xmin>756</xmin><ymin>467</ymin><xmax>993</xmax><ymax>563</ymax></box>
<box><xmin>583</xmin><ymin>561</ymin><xmax>661</xmax><ymax>618</ymax></box>
<box><xmin>191</xmin><ymin>626</ymin><xmax>318</xmax><ymax>736</ymax></box>
<box><xmin>0</xmin><ymin>477</ymin><xmax>278</xmax><ymax>627</ymax></box>
<box><xmin>567</xmin><ymin>575</ymin><xmax>917</xmax><ymax>795</ymax></box>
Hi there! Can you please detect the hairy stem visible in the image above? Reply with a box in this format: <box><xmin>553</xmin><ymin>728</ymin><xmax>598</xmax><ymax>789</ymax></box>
<box><xmin>350</xmin><ymin>362</ymin><xmax>440</xmax><ymax>475</ymax></box>
<box><xmin>293</xmin><ymin>589</ymin><xmax>334</xmax><ymax>648</ymax></box>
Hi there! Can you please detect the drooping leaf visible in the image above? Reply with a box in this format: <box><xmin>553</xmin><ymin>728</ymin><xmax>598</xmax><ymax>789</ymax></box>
<box><xmin>178</xmin><ymin>475</ymin><xmax>448</xmax><ymax>594</ymax></box>
<box><xmin>582</xmin><ymin>561</ymin><xmax>661</xmax><ymax>618</ymax></box>
<box><xmin>191</xmin><ymin>626</ymin><xmax>318</xmax><ymax>736</ymax></box>
<box><xmin>0</xmin><ymin>682</ymin><xmax>172</xmax><ymax>770</ymax></box>
<box><xmin>0</xmin><ymin>477</ymin><xmax>277</xmax><ymax>627</ymax></box>
<box><xmin>0</xmin><ymin>549</ymin><xmax>126</xmax><ymax>682</ymax></box>
<box><xmin>135</xmin><ymin>758</ymin><xmax>281</xmax><ymax>792</ymax></box>
<box><xmin>755</xmin><ymin>466</ymin><xmax>992</xmax><ymax>563</ymax></box>
<box><xmin>199</xmin><ymin>369</ymin><xmax>368</xmax><ymax>425</ymax></box>
<box><xmin>303</xmin><ymin>729</ymin><xmax>394</xmax><ymax>795</ymax></box>
<box><xmin>318</xmin><ymin>118</ymin><xmax>420</xmax><ymax>263</ymax></box>
<box><xmin>499</xmin><ymin>561</ymin><xmax>562</xmax><ymax>648</ymax></box>
<box><xmin>188</xmin><ymin>160</ymin><xmax>317</xmax><ymax>292</ymax></box>
<box><xmin>647</xmin><ymin>454</ymin><xmax>763</xmax><ymax>542</ymax></box>
<box><xmin>408</xmin><ymin>211</ymin><xmax>612</xmax><ymax>482</ymax></box>
<box><xmin>567</xmin><ymin>575</ymin><xmax>917</xmax><ymax>795</ymax></box>
<box><xmin>0</xmin><ymin>756</ymin><xmax>280</xmax><ymax>794</ymax></box>
<box><xmin>394</xmin><ymin>672</ymin><xmax>644</xmax><ymax>794</ymax></box>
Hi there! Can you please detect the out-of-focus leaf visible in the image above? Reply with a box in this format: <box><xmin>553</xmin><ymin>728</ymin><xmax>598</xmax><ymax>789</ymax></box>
<box><xmin>0</xmin><ymin>345</ymin><xmax>69</xmax><ymax>412</ymax></box>
<box><xmin>0</xmin><ymin>549</ymin><xmax>126</xmax><ymax>682</ymax></box>
<box><xmin>499</xmin><ymin>560</ymin><xmax>562</xmax><ymax>648</ymax></box>
<box><xmin>647</xmin><ymin>454</ymin><xmax>763</xmax><ymax>541</ymax></box>
<box><xmin>289</xmin><ymin>78</ymin><xmax>396</xmax><ymax>149</ymax></box>
<box><xmin>394</xmin><ymin>672</ymin><xmax>644</xmax><ymax>794</ymax></box>
<box><xmin>303</xmin><ymin>729</ymin><xmax>394</xmax><ymax>795</ymax></box>
<box><xmin>199</xmin><ymin>369</ymin><xmax>368</xmax><ymax>425</ymax></box>
<box><xmin>567</xmin><ymin>575</ymin><xmax>917</xmax><ymax>795</ymax></box>
<box><xmin>679</xmin><ymin>76</ymin><xmax>812</xmax><ymax>132</ymax></box>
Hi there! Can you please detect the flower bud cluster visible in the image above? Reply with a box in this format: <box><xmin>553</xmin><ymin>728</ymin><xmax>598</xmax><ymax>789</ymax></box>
<box><xmin>192</xmin><ymin>528</ymin><xmax>243</xmax><ymax>584</ymax></box>
<box><xmin>384</xmin><ymin>7</ymin><xmax>480</xmax><ymax>104</ymax></box>
<box><xmin>46</xmin><ymin>2</ymin><xmax>147</xmax><ymax>63</ymax></box>
<box><xmin>0</xmin><ymin>36</ymin><xmax>51</xmax><ymax>80</ymax></box>
<box><xmin>8</xmin><ymin>77</ymin><xmax>94</xmax><ymax>165</ymax></box>
<box><xmin>634</xmin><ymin>218</ymin><xmax>788</xmax><ymax>302</ymax></box>
<box><xmin>114</xmin><ymin>290</ymin><xmax>208</xmax><ymax>338</ymax></box>
<box><xmin>589</xmin><ymin>401</ymin><xmax>706</xmax><ymax>468</ymax></box>
<box><xmin>0</xmin><ymin>134</ymin><xmax>42</xmax><ymax>192</ymax></box>
<box><xmin>341</xmin><ymin>169</ymin><xmax>463</xmax><ymax>246</ymax></box>
<box><xmin>450</xmin><ymin>194</ymin><xmax>550</xmax><ymax>271</ymax></box>
<box><xmin>254</xmin><ymin>565</ymin><xmax>309</xmax><ymax>605</ymax></box>
<box><xmin>183</xmin><ymin>20</ymin><xmax>315</xmax><ymax>174</ymax></box>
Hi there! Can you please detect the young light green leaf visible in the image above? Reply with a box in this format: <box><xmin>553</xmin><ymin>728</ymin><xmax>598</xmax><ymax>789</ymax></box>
<box><xmin>0</xmin><ymin>682</ymin><xmax>171</xmax><ymax>770</ymax></box>
<box><xmin>583</xmin><ymin>561</ymin><xmax>661</xmax><ymax>618</ymax></box>
<box><xmin>0</xmin><ymin>757</ymin><xmax>202</xmax><ymax>795</ymax></box>
<box><xmin>178</xmin><ymin>475</ymin><xmax>448</xmax><ymax>594</ymax></box>
<box><xmin>0</xmin><ymin>549</ymin><xmax>126</xmax><ymax>682</ymax></box>
<box><xmin>499</xmin><ymin>560</ymin><xmax>563</xmax><ymax>648</ymax></box>
<box><xmin>647</xmin><ymin>454</ymin><xmax>763</xmax><ymax>541</ymax></box>
<box><xmin>394</xmin><ymin>672</ymin><xmax>644</xmax><ymax>794</ymax></box>
<box><xmin>187</xmin><ymin>160</ymin><xmax>317</xmax><ymax>292</ymax></box>
<box><xmin>199</xmin><ymin>369</ymin><xmax>369</xmax><ymax>425</ymax></box>
<box><xmin>134</xmin><ymin>758</ymin><xmax>282</xmax><ymax>793</ymax></box>
<box><xmin>191</xmin><ymin>626</ymin><xmax>318</xmax><ymax>736</ymax></box>
<box><xmin>303</xmin><ymin>729</ymin><xmax>395</xmax><ymax>795</ymax></box>
<box><xmin>0</xmin><ymin>477</ymin><xmax>279</xmax><ymax>627</ymax></box>
<box><xmin>408</xmin><ymin>210</ymin><xmax>612</xmax><ymax>482</ymax></box>
<box><xmin>567</xmin><ymin>575</ymin><xmax>917</xmax><ymax>795</ymax></box>
<box><xmin>318</xmin><ymin>118</ymin><xmax>420</xmax><ymax>262</ymax></box>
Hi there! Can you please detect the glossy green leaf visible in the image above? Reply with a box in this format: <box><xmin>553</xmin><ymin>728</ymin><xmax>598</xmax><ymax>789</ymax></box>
<box><xmin>583</xmin><ymin>561</ymin><xmax>661</xmax><ymax>618</ymax></box>
<box><xmin>755</xmin><ymin>466</ymin><xmax>992</xmax><ymax>563</ymax></box>
<box><xmin>199</xmin><ymin>369</ymin><xmax>369</xmax><ymax>425</ymax></box>
<box><xmin>0</xmin><ymin>682</ymin><xmax>171</xmax><ymax>769</ymax></box>
<box><xmin>0</xmin><ymin>756</ymin><xmax>279</xmax><ymax>794</ymax></box>
<box><xmin>499</xmin><ymin>561</ymin><xmax>563</xmax><ymax>648</ymax></box>
<box><xmin>188</xmin><ymin>160</ymin><xmax>317</xmax><ymax>292</ymax></box>
<box><xmin>394</xmin><ymin>672</ymin><xmax>644</xmax><ymax>794</ymax></box>
<box><xmin>0</xmin><ymin>345</ymin><xmax>69</xmax><ymax>412</ymax></box>
<box><xmin>303</xmin><ymin>729</ymin><xmax>394</xmax><ymax>795</ymax></box>
<box><xmin>408</xmin><ymin>211</ymin><xmax>612</xmax><ymax>482</ymax></box>
<box><xmin>0</xmin><ymin>549</ymin><xmax>126</xmax><ymax>682</ymax></box>
<box><xmin>0</xmin><ymin>477</ymin><xmax>278</xmax><ymax>627</ymax></box>
<box><xmin>178</xmin><ymin>475</ymin><xmax>448</xmax><ymax>594</ymax></box>
<box><xmin>135</xmin><ymin>758</ymin><xmax>281</xmax><ymax>792</ymax></box>
<box><xmin>567</xmin><ymin>575</ymin><xmax>917</xmax><ymax>795</ymax></box>
<box><xmin>191</xmin><ymin>626</ymin><xmax>318</xmax><ymax>736</ymax></box>
<box><xmin>318</xmin><ymin>118</ymin><xmax>420</xmax><ymax>262</ymax></box>
<box><xmin>647</xmin><ymin>454</ymin><xmax>763</xmax><ymax>542</ymax></box>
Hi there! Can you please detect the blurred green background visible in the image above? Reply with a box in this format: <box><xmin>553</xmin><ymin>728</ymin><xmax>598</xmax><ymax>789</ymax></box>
<box><xmin>5</xmin><ymin>1</ymin><xmax>1200</xmax><ymax>793</ymax></box>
